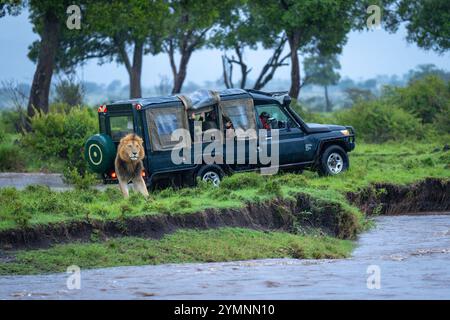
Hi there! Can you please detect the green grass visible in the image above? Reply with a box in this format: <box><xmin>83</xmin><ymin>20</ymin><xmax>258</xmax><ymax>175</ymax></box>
<box><xmin>1</xmin><ymin>140</ymin><xmax>448</xmax><ymax>231</ymax></box>
<box><xmin>0</xmin><ymin>228</ymin><xmax>354</xmax><ymax>275</ymax></box>
<box><xmin>0</xmin><ymin>140</ymin><xmax>448</xmax><ymax>275</ymax></box>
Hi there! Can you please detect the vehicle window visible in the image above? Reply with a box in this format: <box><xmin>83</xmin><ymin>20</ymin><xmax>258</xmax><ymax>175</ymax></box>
<box><xmin>145</xmin><ymin>106</ymin><xmax>190</xmax><ymax>151</ymax></box>
<box><xmin>221</xmin><ymin>101</ymin><xmax>257</xmax><ymax>140</ymax></box>
<box><xmin>155</xmin><ymin>113</ymin><xmax>178</xmax><ymax>135</ymax></box>
<box><xmin>256</xmin><ymin>105</ymin><xmax>297</xmax><ymax>130</ymax></box>
<box><xmin>225</xmin><ymin>105</ymin><xmax>250</xmax><ymax>130</ymax></box>
<box><xmin>188</xmin><ymin>109</ymin><xmax>219</xmax><ymax>142</ymax></box>
<box><xmin>110</xmin><ymin>115</ymin><xmax>134</xmax><ymax>141</ymax></box>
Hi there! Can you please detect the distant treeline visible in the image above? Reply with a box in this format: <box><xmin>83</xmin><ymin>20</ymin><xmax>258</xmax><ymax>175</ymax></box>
<box><xmin>1</xmin><ymin>63</ymin><xmax>448</xmax><ymax>111</ymax></box>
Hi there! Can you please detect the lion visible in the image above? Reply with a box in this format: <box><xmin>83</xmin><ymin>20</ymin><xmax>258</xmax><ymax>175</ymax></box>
<box><xmin>115</xmin><ymin>133</ymin><xmax>149</xmax><ymax>198</ymax></box>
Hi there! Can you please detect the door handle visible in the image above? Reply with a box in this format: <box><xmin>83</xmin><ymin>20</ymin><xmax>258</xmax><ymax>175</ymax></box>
<box><xmin>266</xmin><ymin>136</ymin><xmax>272</xmax><ymax>140</ymax></box>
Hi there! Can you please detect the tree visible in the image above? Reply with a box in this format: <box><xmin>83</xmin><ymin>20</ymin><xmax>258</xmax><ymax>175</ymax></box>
<box><xmin>406</xmin><ymin>64</ymin><xmax>450</xmax><ymax>83</ymax></box>
<box><xmin>82</xmin><ymin>0</ymin><xmax>168</xmax><ymax>99</ymax></box>
<box><xmin>0</xmin><ymin>1</ymin><xmax>23</xmax><ymax>17</ymax></box>
<box><xmin>27</xmin><ymin>0</ymin><xmax>169</xmax><ymax>100</ymax></box>
<box><xmin>163</xmin><ymin>0</ymin><xmax>236</xmax><ymax>94</ymax></box>
<box><xmin>25</xmin><ymin>1</ymin><xmax>84</xmax><ymax>127</ymax></box>
<box><xmin>304</xmin><ymin>54</ymin><xmax>341</xmax><ymax>112</ymax></box>
<box><xmin>2</xmin><ymin>1</ymin><xmax>95</xmax><ymax>128</ymax></box>
<box><xmin>213</xmin><ymin>1</ymin><xmax>289</xmax><ymax>90</ymax></box>
<box><xmin>398</xmin><ymin>0</ymin><xmax>450</xmax><ymax>53</ymax></box>
<box><xmin>251</xmin><ymin>0</ymin><xmax>354</xmax><ymax>99</ymax></box>
<box><xmin>353</xmin><ymin>0</ymin><xmax>450</xmax><ymax>53</ymax></box>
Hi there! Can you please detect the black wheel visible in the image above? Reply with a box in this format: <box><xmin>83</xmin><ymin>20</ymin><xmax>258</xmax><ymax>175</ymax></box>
<box><xmin>196</xmin><ymin>165</ymin><xmax>225</xmax><ymax>187</ymax></box>
<box><xmin>317</xmin><ymin>145</ymin><xmax>349</xmax><ymax>176</ymax></box>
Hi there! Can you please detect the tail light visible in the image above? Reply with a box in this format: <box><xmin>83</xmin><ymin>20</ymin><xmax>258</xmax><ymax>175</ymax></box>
<box><xmin>135</xmin><ymin>103</ymin><xmax>142</xmax><ymax>110</ymax></box>
<box><xmin>108</xmin><ymin>171</ymin><xmax>144</xmax><ymax>180</ymax></box>
<box><xmin>98</xmin><ymin>105</ymin><xmax>107</xmax><ymax>113</ymax></box>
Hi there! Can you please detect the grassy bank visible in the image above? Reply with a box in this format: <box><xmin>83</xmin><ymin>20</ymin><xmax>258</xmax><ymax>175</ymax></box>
<box><xmin>0</xmin><ymin>140</ymin><xmax>448</xmax><ymax>275</ymax></box>
<box><xmin>1</xmin><ymin>141</ymin><xmax>448</xmax><ymax>231</ymax></box>
<box><xmin>0</xmin><ymin>228</ymin><xmax>353</xmax><ymax>275</ymax></box>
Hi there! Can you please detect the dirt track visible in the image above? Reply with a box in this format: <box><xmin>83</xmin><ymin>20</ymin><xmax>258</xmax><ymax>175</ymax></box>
<box><xmin>0</xmin><ymin>172</ymin><xmax>111</xmax><ymax>191</ymax></box>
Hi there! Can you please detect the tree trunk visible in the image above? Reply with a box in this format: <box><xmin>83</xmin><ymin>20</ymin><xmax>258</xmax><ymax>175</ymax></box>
<box><xmin>129</xmin><ymin>41</ymin><xmax>143</xmax><ymax>99</ymax></box>
<box><xmin>253</xmin><ymin>36</ymin><xmax>289</xmax><ymax>91</ymax></box>
<box><xmin>222</xmin><ymin>55</ymin><xmax>231</xmax><ymax>89</ymax></box>
<box><xmin>171</xmin><ymin>51</ymin><xmax>192</xmax><ymax>94</ymax></box>
<box><xmin>287</xmin><ymin>32</ymin><xmax>301</xmax><ymax>99</ymax></box>
<box><xmin>235</xmin><ymin>46</ymin><xmax>248</xmax><ymax>89</ymax></box>
<box><xmin>26</xmin><ymin>11</ymin><xmax>60</xmax><ymax>129</ymax></box>
<box><xmin>324</xmin><ymin>85</ymin><xmax>332</xmax><ymax>112</ymax></box>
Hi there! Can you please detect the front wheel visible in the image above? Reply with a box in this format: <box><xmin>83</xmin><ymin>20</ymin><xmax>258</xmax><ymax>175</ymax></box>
<box><xmin>196</xmin><ymin>165</ymin><xmax>225</xmax><ymax>187</ymax></box>
<box><xmin>317</xmin><ymin>145</ymin><xmax>349</xmax><ymax>176</ymax></box>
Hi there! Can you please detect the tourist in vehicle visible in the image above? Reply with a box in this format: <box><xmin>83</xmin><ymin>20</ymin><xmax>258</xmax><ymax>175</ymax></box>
<box><xmin>259</xmin><ymin>111</ymin><xmax>271</xmax><ymax>130</ymax></box>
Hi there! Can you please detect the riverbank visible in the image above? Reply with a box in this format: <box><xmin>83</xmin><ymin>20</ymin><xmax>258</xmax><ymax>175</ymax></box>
<box><xmin>0</xmin><ymin>142</ymin><xmax>449</xmax><ymax>275</ymax></box>
<box><xmin>2</xmin><ymin>214</ymin><xmax>449</xmax><ymax>299</ymax></box>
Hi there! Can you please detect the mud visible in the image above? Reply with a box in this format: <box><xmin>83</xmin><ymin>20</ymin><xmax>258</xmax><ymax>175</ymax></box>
<box><xmin>348</xmin><ymin>178</ymin><xmax>450</xmax><ymax>215</ymax></box>
<box><xmin>0</xmin><ymin>178</ymin><xmax>448</xmax><ymax>250</ymax></box>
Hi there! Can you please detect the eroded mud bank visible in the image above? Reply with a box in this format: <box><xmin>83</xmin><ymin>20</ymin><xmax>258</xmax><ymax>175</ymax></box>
<box><xmin>0</xmin><ymin>178</ymin><xmax>448</xmax><ymax>250</ymax></box>
<box><xmin>348</xmin><ymin>178</ymin><xmax>449</xmax><ymax>215</ymax></box>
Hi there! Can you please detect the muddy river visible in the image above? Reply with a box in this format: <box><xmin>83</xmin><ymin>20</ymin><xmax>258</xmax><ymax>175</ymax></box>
<box><xmin>1</xmin><ymin>214</ymin><xmax>449</xmax><ymax>300</ymax></box>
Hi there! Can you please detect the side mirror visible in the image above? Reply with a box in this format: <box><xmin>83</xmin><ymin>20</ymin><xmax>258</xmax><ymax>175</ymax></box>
<box><xmin>283</xmin><ymin>95</ymin><xmax>292</xmax><ymax>107</ymax></box>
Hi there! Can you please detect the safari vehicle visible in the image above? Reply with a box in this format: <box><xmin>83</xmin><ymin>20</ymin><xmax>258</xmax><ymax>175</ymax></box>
<box><xmin>85</xmin><ymin>89</ymin><xmax>355</xmax><ymax>188</ymax></box>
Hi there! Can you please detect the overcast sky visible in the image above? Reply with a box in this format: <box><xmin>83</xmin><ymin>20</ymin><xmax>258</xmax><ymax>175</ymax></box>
<box><xmin>1</xmin><ymin>11</ymin><xmax>449</xmax><ymax>87</ymax></box>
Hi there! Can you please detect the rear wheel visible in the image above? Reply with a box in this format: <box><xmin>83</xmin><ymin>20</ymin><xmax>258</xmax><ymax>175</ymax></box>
<box><xmin>196</xmin><ymin>165</ymin><xmax>225</xmax><ymax>187</ymax></box>
<box><xmin>84</xmin><ymin>134</ymin><xmax>116</xmax><ymax>173</ymax></box>
<box><xmin>317</xmin><ymin>145</ymin><xmax>349</xmax><ymax>176</ymax></box>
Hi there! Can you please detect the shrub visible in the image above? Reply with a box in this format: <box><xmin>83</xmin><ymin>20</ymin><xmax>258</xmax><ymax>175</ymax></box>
<box><xmin>273</xmin><ymin>173</ymin><xmax>309</xmax><ymax>188</ymax></box>
<box><xmin>0</xmin><ymin>109</ymin><xmax>26</xmax><ymax>133</ymax></box>
<box><xmin>0</xmin><ymin>120</ymin><xmax>5</xmax><ymax>144</ymax></box>
<box><xmin>53</xmin><ymin>78</ymin><xmax>84</xmax><ymax>107</ymax></box>
<box><xmin>62</xmin><ymin>167</ymin><xmax>98</xmax><ymax>189</ymax></box>
<box><xmin>388</xmin><ymin>75</ymin><xmax>450</xmax><ymax>125</ymax></box>
<box><xmin>220</xmin><ymin>172</ymin><xmax>263</xmax><ymax>190</ymax></box>
<box><xmin>0</xmin><ymin>142</ymin><xmax>25</xmax><ymax>171</ymax></box>
<box><xmin>334</xmin><ymin>101</ymin><xmax>423</xmax><ymax>143</ymax></box>
<box><xmin>22</xmin><ymin>105</ymin><xmax>97</xmax><ymax>180</ymax></box>
<box><xmin>259</xmin><ymin>179</ymin><xmax>282</xmax><ymax>197</ymax></box>
<box><xmin>291</xmin><ymin>103</ymin><xmax>335</xmax><ymax>124</ymax></box>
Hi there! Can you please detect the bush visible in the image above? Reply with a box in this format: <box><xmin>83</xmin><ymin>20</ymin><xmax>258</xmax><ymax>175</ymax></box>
<box><xmin>22</xmin><ymin>105</ymin><xmax>97</xmax><ymax>177</ymax></box>
<box><xmin>334</xmin><ymin>101</ymin><xmax>423</xmax><ymax>143</ymax></box>
<box><xmin>0</xmin><ymin>109</ymin><xmax>26</xmax><ymax>133</ymax></box>
<box><xmin>291</xmin><ymin>103</ymin><xmax>334</xmax><ymax>124</ymax></box>
<box><xmin>388</xmin><ymin>75</ymin><xmax>450</xmax><ymax>125</ymax></box>
<box><xmin>62</xmin><ymin>167</ymin><xmax>98</xmax><ymax>189</ymax></box>
<box><xmin>53</xmin><ymin>78</ymin><xmax>84</xmax><ymax>107</ymax></box>
<box><xmin>0</xmin><ymin>121</ymin><xmax>5</xmax><ymax>144</ymax></box>
<box><xmin>0</xmin><ymin>142</ymin><xmax>25</xmax><ymax>171</ymax></box>
<box><xmin>220</xmin><ymin>172</ymin><xmax>263</xmax><ymax>190</ymax></box>
<box><xmin>259</xmin><ymin>179</ymin><xmax>282</xmax><ymax>197</ymax></box>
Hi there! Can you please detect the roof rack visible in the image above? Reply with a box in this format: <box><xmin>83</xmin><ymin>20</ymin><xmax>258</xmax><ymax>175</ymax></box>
<box><xmin>245</xmin><ymin>89</ymin><xmax>289</xmax><ymax>97</ymax></box>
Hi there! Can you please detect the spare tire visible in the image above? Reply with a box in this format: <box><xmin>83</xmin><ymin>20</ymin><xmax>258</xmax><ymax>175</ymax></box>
<box><xmin>84</xmin><ymin>134</ymin><xmax>116</xmax><ymax>173</ymax></box>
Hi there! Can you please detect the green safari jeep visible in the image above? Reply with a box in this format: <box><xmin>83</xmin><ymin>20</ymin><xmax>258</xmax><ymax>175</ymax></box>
<box><xmin>85</xmin><ymin>89</ymin><xmax>355</xmax><ymax>188</ymax></box>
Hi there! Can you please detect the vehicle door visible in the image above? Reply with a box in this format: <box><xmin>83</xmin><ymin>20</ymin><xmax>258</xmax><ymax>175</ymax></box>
<box><xmin>255</xmin><ymin>104</ymin><xmax>307</xmax><ymax>166</ymax></box>
<box><xmin>221</xmin><ymin>99</ymin><xmax>258</xmax><ymax>171</ymax></box>
<box><xmin>143</xmin><ymin>104</ymin><xmax>194</xmax><ymax>173</ymax></box>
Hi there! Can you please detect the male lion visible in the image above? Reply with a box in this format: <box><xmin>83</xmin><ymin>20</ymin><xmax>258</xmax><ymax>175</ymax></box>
<box><xmin>115</xmin><ymin>133</ymin><xmax>149</xmax><ymax>198</ymax></box>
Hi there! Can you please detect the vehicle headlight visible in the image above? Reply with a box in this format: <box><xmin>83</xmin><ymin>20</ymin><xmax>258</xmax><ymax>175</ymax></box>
<box><xmin>340</xmin><ymin>129</ymin><xmax>350</xmax><ymax>136</ymax></box>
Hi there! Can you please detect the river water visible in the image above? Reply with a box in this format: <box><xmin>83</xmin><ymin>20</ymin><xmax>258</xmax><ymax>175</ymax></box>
<box><xmin>1</xmin><ymin>214</ymin><xmax>449</xmax><ymax>300</ymax></box>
